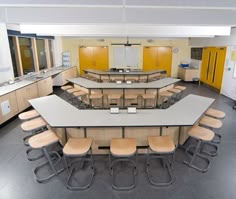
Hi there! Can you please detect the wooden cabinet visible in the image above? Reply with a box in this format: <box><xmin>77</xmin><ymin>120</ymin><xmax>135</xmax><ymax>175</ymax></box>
<box><xmin>53</xmin><ymin>67</ymin><xmax>77</xmax><ymax>86</ymax></box>
<box><xmin>178</xmin><ymin>67</ymin><xmax>199</xmax><ymax>81</ymax></box>
<box><xmin>15</xmin><ymin>83</ymin><xmax>39</xmax><ymax>112</ymax></box>
<box><xmin>0</xmin><ymin>91</ymin><xmax>19</xmax><ymax>124</ymax></box>
<box><xmin>143</xmin><ymin>46</ymin><xmax>172</xmax><ymax>76</ymax></box>
<box><xmin>79</xmin><ymin>46</ymin><xmax>109</xmax><ymax>75</ymax></box>
<box><xmin>201</xmin><ymin>47</ymin><xmax>226</xmax><ymax>90</ymax></box>
<box><xmin>37</xmin><ymin>77</ymin><xmax>53</xmax><ymax>97</ymax></box>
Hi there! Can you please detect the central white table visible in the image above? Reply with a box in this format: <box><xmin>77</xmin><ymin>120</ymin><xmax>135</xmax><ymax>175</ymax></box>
<box><xmin>29</xmin><ymin>94</ymin><xmax>214</xmax><ymax>148</ymax></box>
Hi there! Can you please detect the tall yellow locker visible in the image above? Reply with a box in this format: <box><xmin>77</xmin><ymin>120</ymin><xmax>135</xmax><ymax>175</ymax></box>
<box><xmin>200</xmin><ymin>47</ymin><xmax>226</xmax><ymax>90</ymax></box>
<box><xmin>79</xmin><ymin>46</ymin><xmax>109</xmax><ymax>75</ymax></box>
<box><xmin>143</xmin><ymin>46</ymin><xmax>172</xmax><ymax>76</ymax></box>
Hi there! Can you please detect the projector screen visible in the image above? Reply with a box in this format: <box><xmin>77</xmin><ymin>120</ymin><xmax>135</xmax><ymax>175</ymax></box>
<box><xmin>113</xmin><ymin>46</ymin><xmax>139</xmax><ymax>67</ymax></box>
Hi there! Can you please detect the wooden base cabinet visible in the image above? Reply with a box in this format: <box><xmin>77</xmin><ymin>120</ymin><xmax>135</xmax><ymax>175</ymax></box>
<box><xmin>0</xmin><ymin>91</ymin><xmax>19</xmax><ymax>124</ymax></box>
<box><xmin>53</xmin><ymin>67</ymin><xmax>77</xmax><ymax>86</ymax></box>
<box><xmin>15</xmin><ymin>83</ymin><xmax>39</xmax><ymax>112</ymax></box>
<box><xmin>178</xmin><ymin>67</ymin><xmax>199</xmax><ymax>81</ymax></box>
<box><xmin>37</xmin><ymin>77</ymin><xmax>53</xmax><ymax>97</ymax></box>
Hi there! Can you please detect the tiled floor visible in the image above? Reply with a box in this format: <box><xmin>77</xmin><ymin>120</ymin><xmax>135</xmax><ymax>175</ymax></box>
<box><xmin>0</xmin><ymin>82</ymin><xmax>236</xmax><ymax>199</ymax></box>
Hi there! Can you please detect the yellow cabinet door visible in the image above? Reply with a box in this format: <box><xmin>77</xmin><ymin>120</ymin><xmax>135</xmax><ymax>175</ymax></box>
<box><xmin>79</xmin><ymin>46</ymin><xmax>108</xmax><ymax>75</ymax></box>
<box><xmin>79</xmin><ymin>47</ymin><xmax>94</xmax><ymax>75</ymax></box>
<box><xmin>200</xmin><ymin>47</ymin><xmax>226</xmax><ymax>90</ymax></box>
<box><xmin>93</xmin><ymin>47</ymin><xmax>109</xmax><ymax>71</ymax></box>
<box><xmin>143</xmin><ymin>46</ymin><xmax>172</xmax><ymax>76</ymax></box>
<box><xmin>143</xmin><ymin>47</ymin><xmax>157</xmax><ymax>71</ymax></box>
<box><xmin>212</xmin><ymin>47</ymin><xmax>226</xmax><ymax>90</ymax></box>
<box><xmin>156</xmin><ymin>47</ymin><xmax>172</xmax><ymax>76</ymax></box>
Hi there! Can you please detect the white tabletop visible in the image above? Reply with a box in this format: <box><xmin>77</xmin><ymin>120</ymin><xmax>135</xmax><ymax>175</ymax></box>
<box><xmin>84</xmin><ymin>69</ymin><xmax>166</xmax><ymax>75</ymax></box>
<box><xmin>68</xmin><ymin>77</ymin><xmax>180</xmax><ymax>89</ymax></box>
<box><xmin>29</xmin><ymin>94</ymin><xmax>214</xmax><ymax>128</ymax></box>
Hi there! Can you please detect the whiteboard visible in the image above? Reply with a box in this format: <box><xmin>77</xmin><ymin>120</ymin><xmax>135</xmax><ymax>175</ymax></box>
<box><xmin>113</xmin><ymin>47</ymin><xmax>139</xmax><ymax>67</ymax></box>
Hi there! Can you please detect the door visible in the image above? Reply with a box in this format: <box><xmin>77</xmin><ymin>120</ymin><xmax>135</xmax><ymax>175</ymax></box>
<box><xmin>143</xmin><ymin>46</ymin><xmax>172</xmax><ymax>76</ymax></box>
<box><xmin>143</xmin><ymin>47</ymin><xmax>157</xmax><ymax>71</ymax></box>
<box><xmin>79</xmin><ymin>46</ymin><xmax>108</xmax><ymax>75</ymax></box>
<box><xmin>156</xmin><ymin>47</ymin><xmax>172</xmax><ymax>76</ymax></box>
<box><xmin>93</xmin><ymin>47</ymin><xmax>109</xmax><ymax>71</ymax></box>
<box><xmin>200</xmin><ymin>47</ymin><xmax>226</xmax><ymax>90</ymax></box>
<box><xmin>79</xmin><ymin>47</ymin><xmax>94</xmax><ymax>75</ymax></box>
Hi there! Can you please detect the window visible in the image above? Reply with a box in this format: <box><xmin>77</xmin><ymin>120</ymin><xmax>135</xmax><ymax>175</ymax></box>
<box><xmin>36</xmin><ymin>39</ymin><xmax>47</xmax><ymax>70</ymax></box>
<box><xmin>19</xmin><ymin>37</ymin><xmax>35</xmax><ymax>74</ymax></box>
<box><xmin>48</xmin><ymin>39</ymin><xmax>54</xmax><ymax>67</ymax></box>
<box><xmin>8</xmin><ymin>36</ymin><xmax>19</xmax><ymax>77</ymax></box>
<box><xmin>191</xmin><ymin>48</ymin><xmax>203</xmax><ymax>60</ymax></box>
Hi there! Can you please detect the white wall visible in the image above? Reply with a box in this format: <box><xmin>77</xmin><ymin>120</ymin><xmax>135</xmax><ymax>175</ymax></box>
<box><xmin>53</xmin><ymin>36</ymin><xmax>63</xmax><ymax>67</ymax></box>
<box><xmin>0</xmin><ymin>23</ymin><xmax>14</xmax><ymax>83</ymax></box>
<box><xmin>221</xmin><ymin>46</ymin><xmax>236</xmax><ymax>100</ymax></box>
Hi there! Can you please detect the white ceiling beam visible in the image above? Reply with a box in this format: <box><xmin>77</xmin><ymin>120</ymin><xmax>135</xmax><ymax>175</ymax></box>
<box><xmin>20</xmin><ymin>24</ymin><xmax>231</xmax><ymax>37</ymax></box>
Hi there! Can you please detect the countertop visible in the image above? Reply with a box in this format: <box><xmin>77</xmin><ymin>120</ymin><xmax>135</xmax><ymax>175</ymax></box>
<box><xmin>0</xmin><ymin>66</ymin><xmax>75</xmax><ymax>96</ymax></box>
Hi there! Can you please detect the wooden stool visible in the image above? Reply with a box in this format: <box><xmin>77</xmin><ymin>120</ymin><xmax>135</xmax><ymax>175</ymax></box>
<box><xmin>107</xmin><ymin>94</ymin><xmax>122</xmax><ymax>108</ymax></box>
<box><xmin>21</xmin><ymin>117</ymin><xmax>47</xmax><ymax>146</ymax></box>
<box><xmin>63</xmin><ymin>138</ymin><xmax>94</xmax><ymax>190</ymax></box>
<box><xmin>124</xmin><ymin>94</ymin><xmax>138</xmax><ymax>108</ymax></box>
<box><xmin>184</xmin><ymin>125</ymin><xmax>215</xmax><ymax>172</ymax></box>
<box><xmin>158</xmin><ymin>91</ymin><xmax>173</xmax><ymax>109</ymax></box>
<box><xmin>168</xmin><ymin>88</ymin><xmax>182</xmax><ymax>101</ymax></box>
<box><xmin>199</xmin><ymin>115</ymin><xmax>223</xmax><ymax>144</ymax></box>
<box><xmin>73</xmin><ymin>90</ymin><xmax>88</xmax><ymax>108</ymax></box>
<box><xmin>125</xmin><ymin>76</ymin><xmax>139</xmax><ymax>83</ymax></box>
<box><xmin>205</xmin><ymin>108</ymin><xmax>225</xmax><ymax>119</ymax></box>
<box><xmin>147</xmin><ymin>135</ymin><xmax>175</xmax><ymax>186</ymax></box>
<box><xmin>61</xmin><ymin>85</ymin><xmax>73</xmax><ymax>99</ymax></box>
<box><xmin>175</xmin><ymin>86</ymin><xmax>187</xmax><ymax>99</ymax></box>
<box><xmin>142</xmin><ymin>93</ymin><xmax>156</xmax><ymax>108</ymax></box>
<box><xmin>61</xmin><ymin>85</ymin><xmax>73</xmax><ymax>91</ymax></box>
<box><xmin>109</xmin><ymin>138</ymin><xmax>137</xmax><ymax>190</ymax></box>
<box><xmin>28</xmin><ymin>130</ymin><xmax>64</xmax><ymax>182</ymax></box>
<box><xmin>89</xmin><ymin>93</ymin><xmax>103</xmax><ymax>109</ymax></box>
<box><xmin>18</xmin><ymin>109</ymin><xmax>40</xmax><ymax>121</ymax></box>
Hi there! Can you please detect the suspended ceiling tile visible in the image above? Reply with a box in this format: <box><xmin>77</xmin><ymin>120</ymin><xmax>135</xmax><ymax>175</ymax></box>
<box><xmin>6</xmin><ymin>7</ymin><xmax>123</xmax><ymax>23</ymax></box>
<box><xmin>125</xmin><ymin>0</ymin><xmax>236</xmax><ymax>9</ymax></box>
<box><xmin>126</xmin><ymin>8</ymin><xmax>236</xmax><ymax>26</ymax></box>
<box><xmin>0</xmin><ymin>0</ymin><xmax>123</xmax><ymax>6</ymax></box>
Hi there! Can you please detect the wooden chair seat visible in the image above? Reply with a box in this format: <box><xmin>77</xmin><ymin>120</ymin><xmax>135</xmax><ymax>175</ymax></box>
<box><xmin>89</xmin><ymin>93</ymin><xmax>103</xmax><ymax>99</ymax></box>
<box><xmin>205</xmin><ymin>108</ymin><xmax>225</xmax><ymax>119</ymax></box>
<box><xmin>61</xmin><ymin>85</ymin><xmax>73</xmax><ymax>90</ymax></box>
<box><xmin>159</xmin><ymin>91</ymin><xmax>173</xmax><ymax>97</ymax></box>
<box><xmin>73</xmin><ymin>90</ymin><xmax>87</xmax><ymax>97</ymax></box>
<box><xmin>21</xmin><ymin>117</ymin><xmax>47</xmax><ymax>132</ymax></box>
<box><xmin>168</xmin><ymin>88</ymin><xmax>181</xmax><ymax>93</ymax></box>
<box><xmin>18</xmin><ymin>109</ymin><xmax>40</xmax><ymax>120</ymax></box>
<box><xmin>63</xmin><ymin>138</ymin><xmax>93</xmax><ymax>156</ymax></box>
<box><xmin>188</xmin><ymin>125</ymin><xmax>215</xmax><ymax>141</ymax></box>
<box><xmin>125</xmin><ymin>94</ymin><xmax>138</xmax><ymax>99</ymax></box>
<box><xmin>175</xmin><ymin>86</ymin><xmax>187</xmax><ymax>91</ymax></box>
<box><xmin>28</xmin><ymin>130</ymin><xmax>59</xmax><ymax>149</ymax></box>
<box><xmin>66</xmin><ymin>88</ymin><xmax>80</xmax><ymax>94</ymax></box>
<box><xmin>148</xmin><ymin>135</ymin><xmax>175</xmax><ymax>153</ymax></box>
<box><xmin>108</xmin><ymin>94</ymin><xmax>122</xmax><ymax>100</ymax></box>
<box><xmin>199</xmin><ymin>115</ymin><xmax>223</xmax><ymax>129</ymax></box>
<box><xmin>111</xmin><ymin>138</ymin><xmax>136</xmax><ymax>157</ymax></box>
<box><xmin>142</xmin><ymin>93</ymin><xmax>156</xmax><ymax>99</ymax></box>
